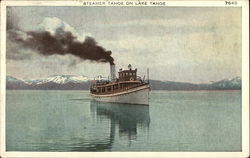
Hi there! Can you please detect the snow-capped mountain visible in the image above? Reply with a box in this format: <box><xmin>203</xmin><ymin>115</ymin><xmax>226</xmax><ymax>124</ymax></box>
<box><xmin>210</xmin><ymin>77</ymin><xmax>241</xmax><ymax>89</ymax></box>
<box><xmin>6</xmin><ymin>75</ymin><xmax>93</xmax><ymax>90</ymax></box>
<box><xmin>6</xmin><ymin>76</ymin><xmax>34</xmax><ymax>85</ymax></box>
<box><xmin>26</xmin><ymin>75</ymin><xmax>90</xmax><ymax>85</ymax></box>
<box><xmin>6</xmin><ymin>76</ymin><xmax>23</xmax><ymax>82</ymax></box>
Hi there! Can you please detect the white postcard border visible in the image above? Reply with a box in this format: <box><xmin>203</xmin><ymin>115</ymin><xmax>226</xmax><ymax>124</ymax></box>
<box><xmin>0</xmin><ymin>1</ymin><xmax>249</xmax><ymax>158</ymax></box>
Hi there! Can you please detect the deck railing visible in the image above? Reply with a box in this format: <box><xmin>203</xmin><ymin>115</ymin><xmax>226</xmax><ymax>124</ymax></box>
<box><xmin>90</xmin><ymin>82</ymin><xmax>149</xmax><ymax>95</ymax></box>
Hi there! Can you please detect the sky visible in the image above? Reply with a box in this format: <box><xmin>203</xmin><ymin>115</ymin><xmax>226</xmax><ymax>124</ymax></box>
<box><xmin>6</xmin><ymin>6</ymin><xmax>242</xmax><ymax>83</ymax></box>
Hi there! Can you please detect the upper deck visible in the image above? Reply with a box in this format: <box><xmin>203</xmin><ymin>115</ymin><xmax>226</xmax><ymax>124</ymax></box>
<box><xmin>90</xmin><ymin>64</ymin><xmax>148</xmax><ymax>95</ymax></box>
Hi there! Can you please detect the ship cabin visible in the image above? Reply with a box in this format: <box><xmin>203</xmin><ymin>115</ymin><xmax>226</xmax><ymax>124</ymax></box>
<box><xmin>118</xmin><ymin>64</ymin><xmax>137</xmax><ymax>82</ymax></box>
<box><xmin>90</xmin><ymin>64</ymin><xmax>147</xmax><ymax>95</ymax></box>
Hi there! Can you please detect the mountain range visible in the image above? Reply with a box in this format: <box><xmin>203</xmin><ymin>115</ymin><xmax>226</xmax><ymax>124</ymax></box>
<box><xmin>6</xmin><ymin>75</ymin><xmax>241</xmax><ymax>90</ymax></box>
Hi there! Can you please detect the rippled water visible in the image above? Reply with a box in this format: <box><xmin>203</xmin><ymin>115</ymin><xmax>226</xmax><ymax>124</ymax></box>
<box><xmin>6</xmin><ymin>90</ymin><xmax>241</xmax><ymax>151</ymax></box>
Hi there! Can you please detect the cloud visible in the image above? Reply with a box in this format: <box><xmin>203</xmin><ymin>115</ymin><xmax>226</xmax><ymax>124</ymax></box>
<box><xmin>37</xmin><ymin>17</ymin><xmax>91</xmax><ymax>42</ymax></box>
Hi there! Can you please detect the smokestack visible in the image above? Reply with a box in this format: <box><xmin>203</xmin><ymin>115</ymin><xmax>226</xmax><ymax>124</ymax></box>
<box><xmin>110</xmin><ymin>64</ymin><xmax>116</xmax><ymax>81</ymax></box>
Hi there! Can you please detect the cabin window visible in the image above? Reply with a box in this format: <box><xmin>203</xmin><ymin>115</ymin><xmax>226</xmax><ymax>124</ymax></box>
<box><xmin>107</xmin><ymin>86</ymin><xmax>111</xmax><ymax>92</ymax></box>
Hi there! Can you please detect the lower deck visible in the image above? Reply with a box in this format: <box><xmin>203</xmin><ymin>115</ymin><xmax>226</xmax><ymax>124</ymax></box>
<box><xmin>90</xmin><ymin>84</ymin><xmax>150</xmax><ymax>105</ymax></box>
<box><xmin>90</xmin><ymin>81</ymin><xmax>149</xmax><ymax>95</ymax></box>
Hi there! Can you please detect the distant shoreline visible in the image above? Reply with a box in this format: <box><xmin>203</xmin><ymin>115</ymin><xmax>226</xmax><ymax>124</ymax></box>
<box><xmin>6</xmin><ymin>76</ymin><xmax>241</xmax><ymax>91</ymax></box>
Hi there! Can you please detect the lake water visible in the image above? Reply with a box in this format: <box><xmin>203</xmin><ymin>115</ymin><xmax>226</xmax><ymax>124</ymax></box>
<box><xmin>6</xmin><ymin>90</ymin><xmax>241</xmax><ymax>151</ymax></box>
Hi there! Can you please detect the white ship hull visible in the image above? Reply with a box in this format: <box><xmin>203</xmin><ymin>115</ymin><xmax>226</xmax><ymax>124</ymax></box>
<box><xmin>90</xmin><ymin>84</ymin><xmax>150</xmax><ymax>105</ymax></box>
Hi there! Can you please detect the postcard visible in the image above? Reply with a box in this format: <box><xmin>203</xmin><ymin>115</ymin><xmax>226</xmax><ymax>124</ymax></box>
<box><xmin>0</xmin><ymin>0</ymin><xmax>249</xmax><ymax>157</ymax></box>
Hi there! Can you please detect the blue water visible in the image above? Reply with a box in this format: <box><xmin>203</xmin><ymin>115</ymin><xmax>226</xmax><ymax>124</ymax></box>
<box><xmin>6</xmin><ymin>90</ymin><xmax>241</xmax><ymax>151</ymax></box>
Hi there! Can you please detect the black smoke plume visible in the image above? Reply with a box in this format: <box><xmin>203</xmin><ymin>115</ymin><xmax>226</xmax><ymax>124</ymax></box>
<box><xmin>7</xmin><ymin>7</ymin><xmax>17</xmax><ymax>30</ymax></box>
<box><xmin>9</xmin><ymin>29</ymin><xmax>114</xmax><ymax>65</ymax></box>
<box><xmin>7</xmin><ymin>8</ymin><xmax>114</xmax><ymax>65</ymax></box>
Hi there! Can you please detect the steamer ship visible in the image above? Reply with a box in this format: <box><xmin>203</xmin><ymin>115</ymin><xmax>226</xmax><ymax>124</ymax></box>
<box><xmin>90</xmin><ymin>64</ymin><xmax>150</xmax><ymax>105</ymax></box>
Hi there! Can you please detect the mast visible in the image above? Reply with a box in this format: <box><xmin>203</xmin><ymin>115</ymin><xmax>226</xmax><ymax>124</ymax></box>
<box><xmin>147</xmin><ymin>68</ymin><xmax>149</xmax><ymax>83</ymax></box>
<box><xmin>147</xmin><ymin>68</ymin><xmax>150</xmax><ymax>102</ymax></box>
